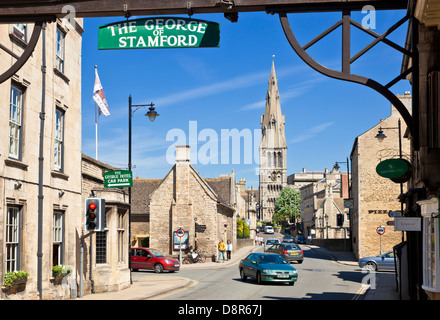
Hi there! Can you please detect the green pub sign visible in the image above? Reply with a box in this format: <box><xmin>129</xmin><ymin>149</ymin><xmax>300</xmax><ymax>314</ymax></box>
<box><xmin>104</xmin><ymin>170</ymin><xmax>133</xmax><ymax>188</ymax></box>
<box><xmin>98</xmin><ymin>17</ymin><xmax>220</xmax><ymax>50</ymax></box>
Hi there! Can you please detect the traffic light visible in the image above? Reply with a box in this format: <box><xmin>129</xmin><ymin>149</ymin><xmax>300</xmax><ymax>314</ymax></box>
<box><xmin>336</xmin><ymin>213</ymin><xmax>344</xmax><ymax>227</ymax></box>
<box><xmin>85</xmin><ymin>198</ymin><xmax>105</xmax><ymax>231</ymax></box>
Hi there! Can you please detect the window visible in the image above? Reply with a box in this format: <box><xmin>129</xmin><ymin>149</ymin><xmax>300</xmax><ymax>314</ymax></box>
<box><xmin>96</xmin><ymin>209</ymin><xmax>107</xmax><ymax>264</ymax></box>
<box><xmin>419</xmin><ymin>198</ymin><xmax>440</xmax><ymax>293</ymax></box>
<box><xmin>13</xmin><ymin>24</ymin><xmax>27</xmax><ymax>42</ymax></box>
<box><xmin>96</xmin><ymin>232</ymin><xmax>107</xmax><ymax>264</ymax></box>
<box><xmin>53</xmin><ymin>211</ymin><xmax>64</xmax><ymax>266</ymax></box>
<box><xmin>6</xmin><ymin>207</ymin><xmax>20</xmax><ymax>272</ymax></box>
<box><xmin>117</xmin><ymin>210</ymin><xmax>126</xmax><ymax>263</ymax></box>
<box><xmin>54</xmin><ymin>108</ymin><xmax>64</xmax><ymax>171</ymax></box>
<box><xmin>9</xmin><ymin>85</ymin><xmax>23</xmax><ymax>159</ymax></box>
<box><xmin>56</xmin><ymin>27</ymin><xmax>65</xmax><ymax>73</ymax></box>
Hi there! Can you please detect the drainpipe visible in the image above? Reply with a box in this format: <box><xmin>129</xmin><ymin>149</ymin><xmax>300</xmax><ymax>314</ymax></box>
<box><xmin>37</xmin><ymin>22</ymin><xmax>47</xmax><ymax>300</ymax></box>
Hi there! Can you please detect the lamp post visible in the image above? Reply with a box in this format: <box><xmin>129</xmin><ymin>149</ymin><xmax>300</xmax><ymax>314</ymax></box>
<box><xmin>128</xmin><ymin>95</ymin><xmax>159</xmax><ymax>284</ymax></box>
<box><xmin>375</xmin><ymin>118</ymin><xmax>404</xmax><ymax>241</ymax></box>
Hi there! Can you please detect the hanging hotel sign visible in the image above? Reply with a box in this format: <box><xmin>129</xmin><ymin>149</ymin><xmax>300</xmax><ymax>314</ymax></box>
<box><xmin>103</xmin><ymin>170</ymin><xmax>133</xmax><ymax>188</ymax></box>
<box><xmin>376</xmin><ymin>158</ymin><xmax>412</xmax><ymax>183</ymax></box>
<box><xmin>98</xmin><ymin>17</ymin><xmax>220</xmax><ymax>50</ymax></box>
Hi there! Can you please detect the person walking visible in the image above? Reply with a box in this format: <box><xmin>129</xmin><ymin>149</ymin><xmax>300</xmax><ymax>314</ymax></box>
<box><xmin>218</xmin><ymin>239</ymin><xmax>226</xmax><ymax>263</ymax></box>
<box><xmin>226</xmin><ymin>240</ymin><xmax>232</xmax><ymax>260</ymax></box>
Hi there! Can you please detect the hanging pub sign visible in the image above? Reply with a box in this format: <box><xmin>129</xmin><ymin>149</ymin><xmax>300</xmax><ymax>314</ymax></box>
<box><xmin>98</xmin><ymin>17</ymin><xmax>220</xmax><ymax>50</ymax></box>
<box><xmin>376</xmin><ymin>158</ymin><xmax>412</xmax><ymax>183</ymax></box>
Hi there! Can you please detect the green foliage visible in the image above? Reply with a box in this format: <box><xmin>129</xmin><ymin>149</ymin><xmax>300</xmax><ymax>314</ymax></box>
<box><xmin>52</xmin><ymin>265</ymin><xmax>72</xmax><ymax>277</ymax></box>
<box><xmin>273</xmin><ymin>187</ymin><xmax>301</xmax><ymax>227</ymax></box>
<box><xmin>3</xmin><ymin>270</ymin><xmax>29</xmax><ymax>287</ymax></box>
<box><xmin>236</xmin><ymin>219</ymin><xmax>250</xmax><ymax>239</ymax></box>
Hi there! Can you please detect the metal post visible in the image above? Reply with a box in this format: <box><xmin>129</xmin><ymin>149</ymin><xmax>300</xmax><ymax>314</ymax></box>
<box><xmin>37</xmin><ymin>22</ymin><xmax>46</xmax><ymax>300</ymax></box>
<box><xmin>128</xmin><ymin>95</ymin><xmax>132</xmax><ymax>285</ymax></box>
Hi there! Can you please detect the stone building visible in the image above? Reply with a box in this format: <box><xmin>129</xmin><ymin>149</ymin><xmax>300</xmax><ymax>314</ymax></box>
<box><xmin>80</xmin><ymin>154</ymin><xmax>130</xmax><ymax>296</ymax></box>
<box><xmin>300</xmin><ymin>167</ymin><xmax>350</xmax><ymax>243</ymax></box>
<box><xmin>288</xmin><ymin>168</ymin><xmax>327</xmax><ymax>190</ymax></box>
<box><xmin>0</xmin><ymin>20</ymin><xmax>83</xmax><ymax>299</ymax></box>
<box><xmin>132</xmin><ymin>145</ymin><xmax>243</xmax><ymax>260</ymax></box>
<box><xmin>350</xmin><ymin>94</ymin><xmax>411</xmax><ymax>260</ymax></box>
<box><xmin>259</xmin><ymin>61</ymin><xmax>287</xmax><ymax>222</ymax></box>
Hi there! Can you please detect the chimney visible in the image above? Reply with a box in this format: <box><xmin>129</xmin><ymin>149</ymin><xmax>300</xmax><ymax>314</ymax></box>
<box><xmin>175</xmin><ymin>145</ymin><xmax>190</xmax><ymax>162</ymax></box>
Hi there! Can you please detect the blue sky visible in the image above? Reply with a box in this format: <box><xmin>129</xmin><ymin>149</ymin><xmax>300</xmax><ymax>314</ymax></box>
<box><xmin>81</xmin><ymin>9</ymin><xmax>411</xmax><ymax>188</ymax></box>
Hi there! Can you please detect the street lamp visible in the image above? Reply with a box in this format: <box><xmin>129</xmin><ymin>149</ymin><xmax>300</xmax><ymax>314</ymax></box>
<box><xmin>375</xmin><ymin>118</ymin><xmax>402</xmax><ymax>159</ymax></box>
<box><xmin>128</xmin><ymin>95</ymin><xmax>159</xmax><ymax>284</ymax></box>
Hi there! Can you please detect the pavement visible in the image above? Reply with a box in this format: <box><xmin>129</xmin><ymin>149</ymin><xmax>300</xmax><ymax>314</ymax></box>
<box><xmin>77</xmin><ymin>244</ymin><xmax>399</xmax><ymax>300</ymax></box>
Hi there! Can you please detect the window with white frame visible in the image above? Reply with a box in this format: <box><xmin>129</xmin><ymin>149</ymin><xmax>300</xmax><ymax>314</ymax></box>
<box><xmin>53</xmin><ymin>211</ymin><xmax>64</xmax><ymax>266</ymax></box>
<box><xmin>419</xmin><ymin>197</ymin><xmax>440</xmax><ymax>293</ymax></box>
<box><xmin>117</xmin><ymin>210</ymin><xmax>125</xmax><ymax>263</ymax></box>
<box><xmin>54</xmin><ymin>108</ymin><xmax>64</xmax><ymax>171</ymax></box>
<box><xmin>9</xmin><ymin>85</ymin><xmax>23</xmax><ymax>160</ymax></box>
<box><xmin>12</xmin><ymin>24</ymin><xmax>27</xmax><ymax>42</ymax></box>
<box><xmin>56</xmin><ymin>27</ymin><xmax>65</xmax><ymax>73</ymax></box>
<box><xmin>6</xmin><ymin>207</ymin><xmax>20</xmax><ymax>272</ymax></box>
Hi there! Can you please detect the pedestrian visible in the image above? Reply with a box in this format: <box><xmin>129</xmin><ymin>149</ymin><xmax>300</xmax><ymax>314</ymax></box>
<box><xmin>218</xmin><ymin>239</ymin><xmax>226</xmax><ymax>263</ymax></box>
<box><xmin>226</xmin><ymin>240</ymin><xmax>232</xmax><ymax>260</ymax></box>
<box><xmin>259</xmin><ymin>236</ymin><xmax>263</xmax><ymax>247</ymax></box>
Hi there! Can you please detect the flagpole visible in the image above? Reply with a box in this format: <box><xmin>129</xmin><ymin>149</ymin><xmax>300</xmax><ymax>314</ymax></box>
<box><xmin>95</xmin><ymin>65</ymin><xmax>98</xmax><ymax>160</ymax></box>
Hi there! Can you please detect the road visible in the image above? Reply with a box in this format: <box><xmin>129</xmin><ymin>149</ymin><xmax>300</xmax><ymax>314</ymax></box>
<box><xmin>133</xmin><ymin>241</ymin><xmax>366</xmax><ymax>300</ymax></box>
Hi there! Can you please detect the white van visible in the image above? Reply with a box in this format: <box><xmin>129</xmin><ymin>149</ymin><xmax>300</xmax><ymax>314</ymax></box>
<box><xmin>264</xmin><ymin>226</ymin><xmax>274</xmax><ymax>234</ymax></box>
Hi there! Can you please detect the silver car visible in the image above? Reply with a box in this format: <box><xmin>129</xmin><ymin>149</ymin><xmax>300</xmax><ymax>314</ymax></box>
<box><xmin>266</xmin><ymin>243</ymin><xmax>304</xmax><ymax>264</ymax></box>
<box><xmin>264</xmin><ymin>238</ymin><xmax>281</xmax><ymax>251</ymax></box>
<box><xmin>358</xmin><ymin>251</ymin><xmax>395</xmax><ymax>271</ymax></box>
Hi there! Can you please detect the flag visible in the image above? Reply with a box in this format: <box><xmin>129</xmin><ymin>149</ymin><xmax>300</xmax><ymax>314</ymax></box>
<box><xmin>93</xmin><ymin>67</ymin><xmax>110</xmax><ymax>116</ymax></box>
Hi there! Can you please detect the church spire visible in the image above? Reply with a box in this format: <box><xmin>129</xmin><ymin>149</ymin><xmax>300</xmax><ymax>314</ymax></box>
<box><xmin>261</xmin><ymin>60</ymin><xmax>287</xmax><ymax>149</ymax></box>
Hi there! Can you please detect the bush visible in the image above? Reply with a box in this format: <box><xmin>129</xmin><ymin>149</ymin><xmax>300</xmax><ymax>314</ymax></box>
<box><xmin>3</xmin><ymin>270</ymin><xmax>29</xmax><ymax>287</ymax></box>
<box><xmin>236</xmin><ymin>219</ymin><xmax>250</xmax><ymax>239</ymax></box>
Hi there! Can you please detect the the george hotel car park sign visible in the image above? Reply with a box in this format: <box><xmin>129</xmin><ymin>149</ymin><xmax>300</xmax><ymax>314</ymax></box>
<box><xmin>98</xmin><ymin>17</ymin><xmax>220</xmax><ymax>50</ymax></box>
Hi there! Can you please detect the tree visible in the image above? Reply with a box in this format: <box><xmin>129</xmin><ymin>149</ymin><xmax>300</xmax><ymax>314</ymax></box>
<box><xmin>273</xmin><ymin>187</ymin><xmax>301</xmax><ymax>227</ymax></box>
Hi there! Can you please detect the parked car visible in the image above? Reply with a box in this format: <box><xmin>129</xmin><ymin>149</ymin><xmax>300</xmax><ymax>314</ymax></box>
<box><xmin>358</xmin><ymin>251</ymin><xmax>395</xmax><ymax>271</ymax></box>
<box><xmin>283</xmin><ymin>235</ymin><xmax>294</xmax><ymax>243</ymax></box>
<box><xmin>264</xmin><ymin>238</ymin><xmax>281</xmax><ymax>251</ymax></box>
<box><xmin>266</xmin><ymin>243</ymin><xmax>304</xmax><ymax>264</ymax></box>
<box><xmin>264</xmin><ymin>226</ymin><xmax>274</xmax><ymax>234</ymax></box>
<box><xmin>131</xmin><ymin>247</ymin><xmax>180</xmax><ymax>273</ymax></box>
<box><xmin>296</xmin><ymin>235</ymin><xmax>305</xmax><ymax>244</ymax></box>
<box><xmin>239</xmin><ymin>252</ymin><xmax>298</xmax><ymax>285</ymax></box>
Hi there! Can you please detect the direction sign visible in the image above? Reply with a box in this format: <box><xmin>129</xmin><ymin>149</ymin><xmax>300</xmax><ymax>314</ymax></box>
<box><xmin>386</xmin><ymin>221</ymin><xmax>395</xmax><ymax>226</ymax></box>
<box><xmin>176</xmin><ymin>228</ymin><xmax>185</xmax><ymax>237</ymax></box>
<box><xmin>376</xmin><ymin>226</ymin><xmax>385</xmax><ymax>235</ymax></box>
<box><xmin>104</xmin><ymin>170</ymin><xmax>133</xmax><ymax>188</ymax></box>
<box><xmin>388</xmin><ymin>211</ymin><xmax>401</xmax><ymax>217</ymax></box>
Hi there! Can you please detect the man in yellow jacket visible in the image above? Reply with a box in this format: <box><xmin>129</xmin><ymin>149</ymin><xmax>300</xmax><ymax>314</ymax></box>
<box><xmin>218</xmin><ymin>239</ymin><xmax>226</xmax><ymax>263</ymax></box>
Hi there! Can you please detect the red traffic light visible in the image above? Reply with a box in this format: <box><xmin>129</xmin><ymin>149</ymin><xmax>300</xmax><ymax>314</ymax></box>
<box><xmin>89</xmin><ymin>203</ymin><xmax>96</xmax><ymax>210</ymax></box>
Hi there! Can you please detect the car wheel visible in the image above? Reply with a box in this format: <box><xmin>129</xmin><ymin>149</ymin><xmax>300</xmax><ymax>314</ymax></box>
<box><xmin>365</xmin><ymin>262</ymin><xmax>377</xmax><ymax>271</ymax></box>
<box><xmin>256</xmin><ymin>272</ymin><xmax>263</xmax><ymax>285</ymax></box>
<box><xmin>240</xmin><ymin>268</ymin><xmax>247</xmax><ymax>281</ymax></box>
<box><xmin>154</xmin><ymin>263</ymin><xmax>164</xmax><ymax>273</ymax></box>
<box><xmin>288</xmin><ymin>282</ymin><xmax>294</xmax><ymax>286</ymax></box>
<box><xmin>131</xmin><ymin>268</ymin><xmax>139</xmax><ymax>272</ymax></box>
<box><xmin>298</xmin><ymin>260</ymin><xmax>303</xmax><ymax>264</ymax></box>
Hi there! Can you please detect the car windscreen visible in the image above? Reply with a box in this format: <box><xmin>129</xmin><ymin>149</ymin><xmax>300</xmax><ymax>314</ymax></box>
<box><xmin>284</xmin><ymin>245</ymin><xmax>300</xmax><ymax>250</ymax></box>
<box><xmin>266</xmin><ymin>240</ymin><xmax>279</xmax><ymax>244</ymax></box>
<box><xmin>258</xmin><ymin>255</ymin><xmax>285</xmax><ymax>264</ymax></box>
<box><xmin>149</xmin><ymin>249</ymin><xmax>164</xmax><ymax>257</ymax></box>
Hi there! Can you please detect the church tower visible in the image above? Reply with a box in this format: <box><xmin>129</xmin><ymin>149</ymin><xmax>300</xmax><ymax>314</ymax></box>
<box><xmin>259</xmin><ymin>61</ymin><xmax>287</xmax><ymax>222</ymax></box>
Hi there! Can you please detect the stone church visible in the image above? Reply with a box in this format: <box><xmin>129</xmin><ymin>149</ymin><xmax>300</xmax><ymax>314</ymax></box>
<box><xmin>259</xmin><ymin>61</ymin><xmax>288</xmax><ymax>222</ymax></box>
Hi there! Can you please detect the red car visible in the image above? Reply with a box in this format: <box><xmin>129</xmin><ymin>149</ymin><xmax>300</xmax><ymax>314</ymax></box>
<box><xmin>131</xmin><ymin>247</ymin><xmax>180</xmax><ymax>273</ymax></box>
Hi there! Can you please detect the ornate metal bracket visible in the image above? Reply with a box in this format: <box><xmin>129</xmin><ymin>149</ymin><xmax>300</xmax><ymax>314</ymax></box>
<box><xmin>276</xmin><ymin>10</ymin><xmax>414</xmax><ymax>135</ymax></box>
<box><xmin>0</xmin><ymin>20</ymin><xmax>44</xmax><ymax>84</ymax></box>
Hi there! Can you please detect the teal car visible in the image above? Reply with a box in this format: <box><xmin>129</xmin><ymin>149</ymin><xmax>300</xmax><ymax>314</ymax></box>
<box><xmin>239</xmin><ymin>253</ymin><xmax>298</xmax><ymax>285</ymax></box>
